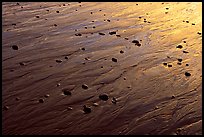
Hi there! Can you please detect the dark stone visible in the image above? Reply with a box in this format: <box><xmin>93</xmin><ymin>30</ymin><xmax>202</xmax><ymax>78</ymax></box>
<box><xmin>82</xmin><ymin>84</ymin><xmax>88</xmax><ymax>89</ymax></box>
<box><xmin>91</xmin><ymin>12</ymin><xmax>93</xmax><ymax>14</ymax></box>
<box><xmin>62</xmin><ymin>89</ymin><xmax>72</xmax><ymax>96</ymax></box>
<box><xmin>101</xmin><ymin>66</ymin><xmax>103</xmax><ymax>68</ymax></box>
<box><xmin>3</xmin><ymin>106</ymin><xmax>9</xmax><ymax>110</ymax></box>
<box><xmin>168</xmin><ymin>64</ymin><xmax>172</xmax><ymax>67</ymax></box>
<box><xmin>44</xmin><ymin>94</ymin><xmax>50</xmax><ymax>98</ymax></box>
<box><xmin>139</xmin><ymin>16</ymin><xmax>142</xmax><ymax>19</ymax></box>
<box><xmin>112</xmin><ymin>97</ymin><xmax>117</xmax><ymax>104</ymax></box>
<box><xmin>176</xmin><ymin>45</ymin><xmax>183</xmax><ymax>49</ymax></box>
<box><xmin>166</xmin><ymin>8</ymin><xmax>169</xmax><ymax>10</ymax></box>
<box><xmin>177</xmin><ymin>59</ymin><xmax>182</xmax><ymax>62</ymax></box>
<box><xmin>116</xmin><ymin>35</ymin><xmax>121</xmax><ymax>37</ymax></box>
<box><xmin>197</xmin><ymin>32</ymin><xmax>202</xmax><ymax>35</ymax></box>
<box><xmin>163</xmin><ymin>62</ymin><xmax>168</xmax><ymax>66</ymax></box>
<box><xmin>39</xmin><ymin>98</ymin><xmax>44</xmax><ymax>103</ymax></box>
<box><xmin>144</xmin><ymin>20</ymin><xmax>147</xmax><ymax>23</ymax></box>
<box><xmin>19</xmin><ymin>62</ymin><xmax>26</xmax><ymax>66</ymax></box>
<box><xmin>112</xmin><ymin>58</ymin><xmax>117</xmax><ymax>62</ymax></box>
<box><xmin>63</xmin><ymin>4</ymin><xmax>65</xmax><ymax>6</ymax></box>
<box><xmin>132</xmin><ymin>40</ymin><xmax>140</xmax><ymax>44</ymax></box>
<box><xmin>65</xmin><ymin>56</ymin><xmax>68</xmax><ymax>59</ymax></box>
<box><xmin>75</xmin><ymin>33</ymin><xmax>82</xmax><ymax>36</ymax></box>
<box><xmin>107</xmin><ymin>19</ymin><xmax>110</xmax><ymax>22</ymax></box>
<box><xmin>17</xmin><ymin>3</ymin><xmax>20</xmax><ymax>5</ymax></box>
<box><xmin>36</xmin><ymin>15</ymin><xmax>40</xmax><ymax>18</ymax></box>
<box><xmin>192</xmin><ymin>23</ymin><xmax>195</xmax><ymax>25</ymax></box>
<box><xmin>83</xmin><ymin>105</ymin><xmax>91</xmax><ymax>114</ymax></box>
<box><xmin>136</xmin><ymin>4</ymin><xmax>138</xmax><ymax>5</ymax></box>
<box><xmin>85</xmin><ymin>27</ymin><xmax>87</xmax><ymax>29</ymax></box>
<box><xmin>185</xmin><ymin>72</ymin><xmax>191</xmax><ymax>77</ymax></box>
<box><xmin>183</xmin><ymin>41</ymin><xmax>186</xmax><ymax>43</ymax></box>
<box><xmin>99</xmin><ymin>32</ymin><xmax>105</xmax><ymax>35</ymax></box>
<box><xmin>125</xmin><ymin>38</ymin><xmax>129</xmax><ymax>40</ymax></box>
<box><xmin>186</xmin><ymin>21</ymin><xmax>189</xmax><ymax>23</ymax></box>
<box><xmin>99</xmin><ymin>94</ymin><xmax>109</xmax><ymax>101</ymax></box>
<box><xmin>56</xmin><ymin>60</ymin><xmax>62</xmax><ymax>63</ymax></box>
<box><xmin>186</xmin><ymin>64</ymin><xmax>189</xmax><ymax>66</ymax></box>
<box><xmin>171</xmin><ymin>95</ymin><xmax>175</xmax><ymax>99</ymax></box>
<box><xmin>54</xmin><ymin>24</ymin><xmax>57</xmax><ymax>27</ymax></box>
<box><xmin>12</xmin><ymin>45</ymin><xmax>18</xmax><ymax>50</ymax></box>
<box><xmin>56</xmin><ymin>11</ymin><xmax>59</xmax><ymax>13</ymax></box>
<box><xmin>12</xmin><ymin>23</ymin><xmax>16</xmax><ymax>26</ymax></box>
<box><xmin>120</xmin><ymin>50</ymin><xmax>124</xmax><ymax>54</ymax></box>
<box><xmin>16</xmin><ymin>97</ymin><xmax>20</xmax><ymax>101</ymax></box>
<box><xmin>136</xmin><ymin>43</ymin><xmax>141</xmax><ymax>47</ymax></box>
<box><xmin>81</xmin><ymin>47</ymin><xmax>85</xmax><ymax>51</ymax></box>
<box><xmin>109</xmin><ymin>31</ymin><xmax>116</xmax><ymax>35</ymax></box>
<box><xmin>177</xmin><ymin>62</ymin><xmax>182</xmax><ymax>65</ymax></box>
<box><xmin>76</xmin><ymin>9</ymin><xmax>78</xmax><ymax>11</ymax></box>
<box><xmin>93</xmin><ymin>26</ymin><xmax>96</xmax><ymax>28</ymax></box>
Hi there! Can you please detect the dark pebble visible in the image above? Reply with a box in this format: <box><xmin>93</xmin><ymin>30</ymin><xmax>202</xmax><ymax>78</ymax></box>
<box><xmin>19</xmin><ymin>62</ymin><xmax>26</xmax><ymax>66</ymax></box>
<box><xmin>101</xmin><ymin>66</ymin><xmax>103</xmax><ymax>68</ymax></box>
<box><xmin>177</xmin><ymin>62</ymin><xmax>182</xmax><ymax>65</ymax></box>
<box><xmin>132</xmin><ymin>40</ymin><xmax>140</xmax><ymax>44</ymax></box>
<box><xmin>3</xmin><ymin>106</ymin><xmax>9</xmax><ymax>110</ymax></box>
<box><xmin>36</xmin><ymin>15</ymin><xmax>40</xmax><ymax>18</ymax></box>
<box><xmin>21</xmin><ymin>6</ymin><xmax>23</xmax><ymax>8</ymax></box>
<box><xmin>186</xmin><ymin>64</ymin><xmax>189</xmax><ymax>66</ymax></box>
<box><xmin>56</xmin><ymin>83</ymin><xmax>61</xmax><ymax>87</ymax></box>
<box><xmin>56</xmin><ymin>11</ymin><xmax>59</xmax><ymax>13</ymax></box>
<box><xmin>12</xmin><ymin>23</ymin><xmax>16</xmax><ymax>26</ymax></box>
<box><xmin>176</xmin><ymin>45</ymin><xmax>183</xmax><ymax>49</ymax></box>
<box><xmin>99</xmin><ymin>9</ymin><xmax>102</xmax><ymax>11</ymax></box>
<box><xmin>16</xmin><ymin>97</ymin><xmax>20</xmax><ymax>101</ymax></box>
<box><xmin>63</xmin><ymin>4</ymin><xmax>65</xmax><ymax>6</ymax></box>
<box><xmin>85</xmin><ymin>27</ymin><xmax>87</xmax><ymax>29</ymax></box>
<box><xmin>99</xmin><ymin>94</ymin><xmax>109</xmax><ymax>101</ymax></box>
<box><xmin>165</xmin><ymin>12</ymin><xmax>168</xmax><ymax>14</ymax></box>
<box><xmin>75</xmin><ymin>33</ymin><xmax>82</xmax><ymax>36</ymax></box>
<box><xmin>171</xmin><ymin>95</ymin><xmax>175</xmax><ymax>99</ymax></box>
<box><xmin>163</xmin><ymin>62</ymin><xmax>168</xmax><ymax>66</ymax></box>
<box><xmin>192</xmin><ymin>23</ymin><xmax>195</xmax><ymax>25</ymax></box>
<box><xmin>136</xmin><ymin>4</ymin><xmax>138</xmax><ymax>5</ymax></box>
<box><xmin>92</xmin><ymin>20</ymin><xmax>95</xmax><ymax>22</ymax></box>
<box><xmin>116</xmin><ymin>35</ymin><xmax>121</xmax><ymax>37</ymax></box>
<box><xmin>183</xmin><ymin>41</ymin><xmax>186</xmax><ymax>43</ymax></box>
<box><xmin>82</xmin><ymin>84</ymin><xmax>88</xmax><ymax>89</ymax></box>
<box><xmin>54</xmin><ymin>24</ymin><xmax>57</xmax><ymax>27</ymax></box>
<box><xmin>17</xmin><ymin>3</ymin><xmax>20</xmax><ymax>5</ymax></box>
<box><xmin>166</xmin><ymin>8</ymin><xmax>169</xmax><ymax>10</ymax></box>
<box><xmin>104</xmin><ymin>14</ymin><xmax>106</xmax><ymax>16</ymax></box>
<box><xmin>12</xmin><ymin>45</ymin><xmax>18</xmax><ymax>50</ymax></box>
<box><xmin>83</xmin><ymin>105</ymin><xmax>91</xmax><ymax>114</ymax></box>
<box><xmin>75</xmin><ymin>29</ymin><xmax>77</xmax><ymax>31</ymax></box>
<box><xmin>81</xmin><ymin>47</ymin><xmax>85</xmax><ymax>51</ymax></box>
<box><xmin>148</xmin><ymin>21</ymin><xmax>151</xmax><ymax>23</ymax></box>
<box><xmin>168</xmin><ymin>64</ymin><xmax>172</xmax><ymax>67</ymax></box>
<box><xmin>112</xmin><ymin>97</ymin><xmax>117</xmax><ymax>104</ymax></box>
<box><xmin>65</xmin><ymin>56</ymin><xmax>68</xmax><ymax>59</ymax></box>
<box><xmin>93</xmin><ymin>26</ymin><xmax>96</xmax><ymax>28</ymax></box>
<box><xmin>39</xmin><ymin>98</ymin><xmax>44</xmax><ymax>103</ymax></box>
<box><xmin>124</xmin><ymin>77</ymin><xmax>126</xmax><ymax>80</ymax></box>
<box><xmin>197</xmin><ymin>32</ymin><xmax>202</xmax><ymax>35</ymax></box>
<box><xmin>186</xmin><ymin>21</ymin><xmax>189</xmax><ymax>23</ymax></box>
<box><xmin>91</xmin><ymin>12</ymin><xmax>93</xmax><ymax>14</ymax></box>
<box><xmin>136</xmin><ymin>43</ymin><xmax>141</xmax><ymax>47</ymax></box>
<box><xmin>109</xmin><ymin>31</ymin><xmax>116</xmax><ymax>35</ymax></box>
<box><xmin>62</xmin><ymin>89</ymin><xmax>72</xmax><ymax>96</ymax></box>
<box><xmin>112</xmin><ymin>58</ymin><xmax>118</xmax><ymax>62</ymax></box>
<box><xmin>56</xmin><ymin>59</ymin><xmax>62</xmax><ymax>63</ymax></box>
<box><xmin>177</xmin><ymin>59</ymin><xmax>182</xmax><ymax>62</ymax></box>
<box><xmin>139</xmin><ymin>16</ymin><xmax>142</xmax><ymax>19</ymax></box>
<box><xmin>44</xmin><ymin>94</ymin><xmax>50</xmax><ymax>98</ymax></box>
<box><xmin>185</xmin><ymin>72</ymin><xmax>191</xmax><ymax>77</ymax></box>
<box><xmin>125</xmin><ymin>38</ymin><xmax>129</xmax><ymax>40</ymax></box>
<box><xmin>107</xmin><ymin>19</ymin><xmax>110</xmax><ymax>22</ymax></box>
<box><xmin>99</xmin><ymin>32</ymin><xmax>105</xmax><ymax>35</ymax></box>
<box><xmin>144</xmin><ymin>20</ymin><xmax>147</xmax><ymax>23</ymax></box>
<box><xmin>120</xmin><ymin>50</ymin><xmax>124</xmax><ymax>54</ymax></box>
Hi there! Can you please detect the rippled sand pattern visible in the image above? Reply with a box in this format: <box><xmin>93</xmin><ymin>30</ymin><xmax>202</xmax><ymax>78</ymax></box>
<box><xmin>2</xmin><ymin>2</ymin><xmax>202</xmax><ymax>135</ymax></box>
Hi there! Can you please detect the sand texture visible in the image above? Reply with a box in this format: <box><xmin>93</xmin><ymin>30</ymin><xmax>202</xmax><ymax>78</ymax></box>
<box><xmin>2</xmin><ymin>2</ymin><xmax>202</xmax><ymax>135</ymax></box>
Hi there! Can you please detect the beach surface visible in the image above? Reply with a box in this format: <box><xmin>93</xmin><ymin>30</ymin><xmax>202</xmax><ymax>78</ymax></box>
<box><xmin>2</xmin><ymin>2</ymin><xmax>202</xmax><ymax>135</ymax></box>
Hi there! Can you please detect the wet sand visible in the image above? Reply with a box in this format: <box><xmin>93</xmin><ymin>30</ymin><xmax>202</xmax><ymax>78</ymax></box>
<box><xmin>2</xmin><ymin>2</ymin><xmax>202</xmax><ymax>135</ymax></box>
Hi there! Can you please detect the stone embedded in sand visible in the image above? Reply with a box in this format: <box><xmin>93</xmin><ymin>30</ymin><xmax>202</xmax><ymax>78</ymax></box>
<box><xmin>136</xmin><ymin>43</ymin><xmax>141</xmax><ymax>47</ymax></box>
<box><xmin>186</xmin><ymin>21</ymin><xmax>189</xmax><ymax>23</ymax></box>
<box><xmin>120</xmin><ymin>50</ymin><xmax>124</xmax><ymax>54</ymax></box>
<box><xmin>136</xmin><ymin>4</ymin><xmax>138</xmax><ymax>5</ymax></box>
<box><xmin>166</xmin><ymin>7</ymin><xmax>169</xmax><ymax>10</ymax></box>
<box><xmin>99</xmin><ymin>32</ymin><xmax>105</xmax><ymax>35</ymax></box>
<box><xmin>3</xmin><ymin>106</ymin><xmax>9</xmax><ymax>110</ymax></box>
<box><xmin>99</xmin><ymin>94</ymin><xmax>109</xmax><ymax>101</ymax></box>
<box><xmin>177</xmin><ymin>62</ymin><xmax>182</xmax><ymax>65</ymax></box>
<box><xmin>83</xmin><ymin>105</ymin><xmax>91</xmax><ymax>114</ymax></box>
<box><xmin>197</xmin><ymin>32</ymin><xmax>202</xmax><ymax>35</ymax></box>
<box><xmin>112</xmin><ymin>58</ymin><xmax>118</xmax><ymax>62</ymax></box>
<box><xmin>116</xmin><ymin>35</ymin><xmax>121</xmax><ymax>37</ymax></box>
<box><xmin>163</xmin><ymin>62</ymin><xmax>168</xmax><ymax>66</ymax></box>
<box><xmin>132</xmin><ymin>40</ymin><xmax>140</xmax><ymax>44</ymax></box>
<box><xmin>101</xmin><ymin>66</ymin><xmax>103</xmax><ymax>68</ymax></box>
<box><xmin>81</xmin><ymin>47</ymin><xmax>85</xmax><ymax>51</ymax></box>
<box><xmin>17</xmin><ymin>3</ymin><xmax>20</xmax><ymax>5</ymax></box>
<box><xmin>168</xmin><ymin>64</ymin><xmax>172</xmax><ymax>67</ymax></box>
<box><xmin>36</xmin><ymin>15</ymin><xmax>40</xmax><ymax>18</ymax></box>
<box><xmin>192</xmin><ymin>23</ymin><xmax>195</xmax><ymax>25</ymax></box>
<box><xmin>84</xmin><ymin>27</ymin><xmax>87</xmax><ymax>29</ymax></box>
<box><xmin>56</xmin><ymin>59</ymin><xmax>62</xmax><ymax>63</ymax></box>
<box><xmin>62</xmin><ymin>89</ymin><xmax>72</xmax><ymax>96</ymax></box>
<box><xmin>176</xmin><ymin>45</ymin><xmax>183</xmax><ymax>49</ymax></box>
<box><xmin>177</xmin><ymin>59</ymin><xmax>182</xmax><ymax>62</ymax></box>
<box><xmin>155</xmin><ymin>106</ymin><xmax>159</xmax><ymax>109</ymax></box>
<box><xmin>54</xmin><ymin>24</ymin><xmax>57</xmax><ymax>27</ymax></box>
<box><xmin>63</xmin><ymin>4</ymin><xmax>65</xmax><ymax>6</ymax></box>
<box><xmin>171</xmin><ymin>95</ymin><xmax>175</xmax><ymax>99</ymax></box>
<box><xmin>85</xmin><ymin>57</ymin><xmax>90</xmax><ymax>61</ymax></box>
<box><xmin>90</xmin><ymin>12</ymin><xmax>93</xmax><ymax>14</ymax></box>
<box><xmin>139</xmin><ymin>16</ymin><xmax>142</xmax><ymax>19</ymax></box>
<box><xmin>148</xmin><ymin>21</ymin><xmax>151</xmax><ymax>23</ymax></box>
<box><xmin>12</xmin><ymin>23</ymin><xmax>16</xmax><ymax>26</ymax></box>
<box><xmin>46</xmin><ymin>9</ymin><xmax>49</xmax><ymax>12</ymax></box>
<box><xmin>75</xmin><ymin>33</ymin><xmax>82</xmax><ymax>36</ymax></box>
<box><xmin>109</xmin><ymin>31</ymin><xmax>117</xmax><ymax>35</ymax></box>
<box><xmin>125</xmin><ymin>38</ymin><xmax>129</xmax><ymax>40</ymax></box>
<box><xmin>93</xmin><ymin>26</ymin><xmax>96</xmax><ymax>28</ymax></box>
<box><xmin>183</xmin><ymin>50</ymin><xmax>189</xmax><ymax>53</ymax></box>
<box><xmin>44</xmin><ymin>94</ymin><xmax>50</xmax><ymax>98</ymax></box>
<box><xmin>82</xmin><ymin>84</ymin><xmax>88</xmax><ymax>89</ymax></box>
<box><xmin>93</xmin><ymin>102</ymin><xmax>99</xmax><ymax>106</ymax></box>
<box><xmin>39</xmin><ymin>98</ymin><xmax>44</xmax><ymax>103</ymax></box>
<box><xmin>67</xmin><ymin>106</ymin><xmax>73</xmax><ymax>110</ymax></box>
<box><xmin>104</xmin><ymin>14</ymin><xmax>106</xmax><ymax>16</ymax></box>
<box><xmin>185</xmin><ymin>72</ymin><xmax>191</xmax><ymax>77</ymax></box>
<box><xmin>112</xmin><ymin>97</ymin><xmax>117</xmax><ymax>104</ymax></box>
<box><xmin>107</xmin><ymin>19</ymin><xmax>110</xmax><ymax>22</ymax></box>
<box><xmin>124</xmin><ymin>77</ymin><xmax>126</xmax><ymax>80</ymax></box>
<box><xmin>144</xmin><ymin>20</ymin><xmax>147</xmax><ymax>23</ymax></box>
<box><xmin>65</xmin><ymin>56</ymin><xmax>68</xmax><ymax>59</ymax></box>
<box><xmin>56</xmin><ymin>83</ymin><xmax>61</xmax><ymax>87</ymax></box>
<box><xmin>19</xmin><ymin>62</ymin><xmax>26</xmax><ymax>66</ymax></box>
<box><xmin>11</xmin><ymin>45</ymin><xmax>18</xmax><ymax>50</ymax></box>
<box><xmin>56</xmin><ymin>11</ymin><xmax>59</xmax><ymax>13</ymax></box>
<box><xmin>16</xmin><ymin>97</ymin><xmax>20</xmax><ymax>101</ymax></box>
<box><xmin>186</xmin><ymin>64</ymin><xmax>189</xmax><ymax>66</ymax></box>
<box><xmin>76</xmin><ymin>9</ymin><xmax>78</xmax><ymax>11</ymax></box>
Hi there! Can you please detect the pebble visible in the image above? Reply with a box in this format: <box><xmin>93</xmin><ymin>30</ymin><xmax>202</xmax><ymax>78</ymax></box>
<box><xmin>177</xmin><ymin>59</ymin><xmax>182</xmax><ymax>62</ymax></box>
<box><xmin>166</xmin><ymin>8</ymin><xmax>169</xmax><ymax>10</ymax></box>
<box><xmin>171</xmin><ymin>95</ymin><xmax>175</xmax><ymax>99</ymax></box>
<box><xmin>16</xmin><ymin>97</ymin><xmax>20</xmax><ymax>101</ymax></box>
<box><xmin>176</xmin><ymin>45</ymin><xmax>183</xmax><ymax>49</ymax></box>
<box><xmin>192</xmin><ymin>23</ymin><xmax>195</xmax><ymax>25</ymax></box>
<box><xmin>17</xmin><ymin>3</ymin><xmax>20</xmax><ymax>5</ymax></box>
<box><xmin>107</xmin><ymin>19</ymin><xmax>110</xmax><ymax>22</ymax></box>
<box><xmin>12</xmin><ymin>45</ymin><xmax>19</xmax><ymax>50</ymax></box>
<box><xmin>36</xmin><ymin>15</ymin><xmax>40</xmax><ymax>18</ymax></box>
<box><xmin>183</xmin><ymin>41</ymin><xmax>186</xmax><ymax>43</ymax></box>
<box><xmin>177</xmin><ymin>62</ymin><xmax>182</xmax><ymax>65</ymax></box>
<box><xmin>56</xmin><ymin>11</ymin><xmax>59</xmax><ymax>13</ymax></box>
<box><xmin>109</xmin><ymin>31</ymin><xmax>117</xmax><ymax>35</ymax></box>
<box><xmin>82</xmin><ymin>84</ymin><xmax>88</xmax><ymax>89</ymax></box>
<box><xmin>90</xmin><ymin>12</ymin><xmax>93</xmax><ymax>14</ymax></box>
<box><xmin>120</xmin><ymin>50</ymin><xmax>124</xmax><ymax>54</ymax></box>
<box><xmin>124</xmin><ymin>77</ymin><xmax>126</xmax><ymax>80</ymax></box>
<box><xmin>112</xmin><ymin>97</ymin><xmax>117</xmax><ymax>104</ymax></box>
<box><xmin>44</xmin><ymin>94</ymin><xmax>50</xmax><ymax>98</ymax></box>
<box><xmin>101</xmin><ymin>66</ymin><xmax>103</xmax><ymax>68</ymax></box>
<box><xmin>56</xmin><ymin>59</ymin><xmax>62</xmax><ymax>63</ymax></box>
<box><xmin>93</xmin><ymin>102</ymin><xmax>99</xmax><ymax>106</ymax></box>
<box><xmin>67</xmin><ymin>107</ymin><xmax>73</xmax><ymax>110</ymax></box>
<box><xmin>81</xmin><ymin>47</ymin><xmax>85</xmax><ymax>51</ymax></box>
<box><xmin>12</xmin><ymin>23</ymin><xmax>16</xmax><ymax>26</ymax></box>
<box><xmin>62</xmin><ymin>89</ymin><xmax>72</xmax><ymax>96</ymax></box>
<box><xmin>155</xmin><ymin>106</ymin><xmax>159</xmax><ymax>109</ymax></box>
<box><xmin>125</xmin><ymin>38</ymin><xmax>129</xmax><ymax>40</ymax></box>
<box><xmin>185</xmin><ymin>72</ymin><xmax>191</xmax><ymax>77</ymax></box>
<box><xmin>168</xmin><ymin>64</ymin><xmax>172</xmax><ymax>67</ymax></box>
<box><xmin>186</xmin><ymin>21</ymin><xmax>189</xmax><ymax>23</ymax></box>
<box><xmin>186</xmin><ymin>64</ymin><xmax>189</xmax><ymax>66</ymax></box>
<box><xmin>85</xmin><ymin>57</ymin><xmax>90</xmax><ymax>61</ymax></box>
<box><xmin>54</xmin><ymin>24</ymin><xmax>57</xmax><ymax>27</ymax></box>
<box><xmin>84</xmin><ymin>27</ymin><xmax>87</xmax><ymax>29</ymax></box>
<box><xmin>116</xmin><ymin>35</ymin><xmax>121</xmax><ymax>37</ymax></box>
<box><xmin>163</xmin><ymin>62</ymin><xmax>168</xmax><ymax>66</ymax></box>
<box><xmin>183</xmin><ymin>50</ymin><xmax>189</xmax><ymax>53</ymax></box>
<box><xmin>83</xmin><ymin>105</ymin><xmax>91</xmax><ymax>114</ymax></box>
<box><xmin>46</xmin><ymin>9</ymin><xmax>49</xmax><ymax>12</ymax></box>
<box><xmin>39</xmin><ymin>98</ymin><xmax>44</xmax><ymax>103</ymax></box>
<box><xmin>3</xmin><ymin>106</ymin><xmax>9</xmax><ymax>110</ymax></box>
<box><xmin>197</xmin><ymin>32</ymin><xmax>202</xmax><ymax>35</ymax></box>
<box><xmin>112</xmin><ymin>58</ymin><xmax>118</xmax><ymax>62</ymax></box>
<box><xmin>19</xmin><ymin>62</ymin><xmax>26</xmax><ymax>66</ymax></box>
<box><xmin>75</xmin><ymin>33</ymin><xmax>82</xmax><ymax>36</ymax></box>
<box><xmin>99</xmin><ymin>32</ymin><xmax>105</xmax><ymax>35</ymax></box>
<box><xmin>99</xmin><ymin>94</ymin><xmax>109</xmax><ymax>101</ymax></box>
<box><xmin>132</xmin><ymin>40</ymin><xmax>140</xmax><ymax>44</ymax></box>
<box><xmin>139</xmin><ymin>16</ymin><xmax>142</xmax><ymax>19</ymax></box>
<box><xmin>56</xmin><ymin>83</ymin><xmax>61</xmax><ymax>87</ymax></box>
<box><xmin>65</xmin><ymin>56</ymin><xmax>68</xmax><ymax>59</ymax></box>
<box><xmin>63</xmin><ymin>4</ymin><xmax>66</xmax><ymax>6</ymax></box>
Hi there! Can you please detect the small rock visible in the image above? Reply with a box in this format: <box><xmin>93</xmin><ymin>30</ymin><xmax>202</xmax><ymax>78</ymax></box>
<box><xmin>67</xmin><ymin>107</ymin><xmax>73</xmax><ymax>110</ymax></box>
<box><xmin>17</xmin><ymin>3</ymin><xmax>20</xmax><ymax>5</ymax></box>
<box><xmin>39</xmin><ymin>98</ymin><xmax>44</xmax><ymax>103</ymax></box>
<box><xmin>168</xmin><ymin>64</ymin><xmax>172</xmax><ymax>67</ymax></box>
<box><xmin>63</xmin><ymin>4</ymin><xmax>66</xmax><ymax>6</ymax></box>
<box><xmin>62</xmin><ymin>89</ymin><xmax>72</xmax><ymax>96</ymax></box>
<box><xmin>65</xmin><ymin>56</ymin><xmax>68</xmax><ymax>59</ymax></box>
<box><xmin>136</xmin><ymin>43</ymin><xmax>141</xmax><ymax>47</ymax></box>
<box><xmin>75</xmin><ymin>33</ymin><xmax>82</xmax><ymax>36</ymax></box>
<box><xmin>90</xmin><ymin>12</ymin><xmax>93</xmax><ymax>14</ymax></box>
<box><xmin>186</xmin><ymin>21</ymin><xmax>189</xmax><ymax>23</ymax></box>
<box><xmin>186</xmin><ymin>64</ymin><xmax>189</xmax><ymax>66</ymax></box>
<box><xmin>44</xmin><ymin>94</ymin><xmax>50</xmax><ymax>98</ymax></box>
<box><xmin>81</xmin><ymin>47</ymin><xmax>85</xmax><ymax>51</ymax></box>
<box><xmin>16</xmin><ymin>97</ymin><xmax>20</xmax><ymax>101</ymax></box>
<box><xmin>177</xmin><ymin>62</ymin><xmax>182</xmax><ymax>65</ymax></box>
<box><xmin>12</xmin><ymin>45</ymin><xmax>18</xmax><ymax>50</ymax></box>
<box><xmin>99</xmin><ymin>32</ymin><xmax>105</xmax><ymax>35</ymax></box>
<box><xmin>192</xmin><ymin>23</ymin><xmax>195</xmax><ymax>25</ymax></box>
<box><xmin>163</xmin><ymin>62</ymin><xmax>168</xmax><ymax>66</ymax></box>
<box><xmin>144</xmin><ymin>20</ymin><xmax>147</xmax><ymax>23</ymax></box>
<box><xmin>82</xmin><ymin>84</ymin><xmax>88</xmax><ymax>89</ymax></box>
<box><xmin>177</xmin><ymin>59</ymin><xmax>182</xmax><ymax>62</ymax></box>
<box><xmin>56</xmin><ymin>59</ymin><xmax>62</xmax><ymax>63</ymax></box>
<box><xmin>155</xmin><ymin>106</ymin><xmax>159</xmax><ymax>109</ymax></box>
<box><xmin>75</xmin><ymin>9</ymin><xmax>78</xmax><ymax>11</ymax></box>
<box><xmin>19</xmin><ymin>62</ymin><xmax>26</xmax><ymax>66</ymax></box>
<box><xmin>107</xmin><ymin>19</ymin><xmax>110</xmax><ymax>22</ymax></box>
<box><xmin>124</xmin><ymin>77</ymin><xmax>126</xmax><ymax>80</ymax></box>
<box><xmin>46</xmin><ymin>9</ymin><xmax>49</xmax><ymax>12</ymax></box>
<box><xmin>109</xmin><ymin>31</ymin><xmax>117</xmax><ymax>35</ymax></box>
<box><xmin>185</xmin><ymin>72</ymin><xmax>191</xmax><ymax>77</ymax></box>
<box><xmin>56</xmin><ymin>83</ymin><xmax>61</xmax><ymax>87</ymax></box>
<box><xmin>54</xmin><ymin>24</ymin><xmax>57</xmax><ymax>27</ymax></box>
<box><xmin>125</xmin><ymin>38</ymin><xmax>129</xmax><ymax>40</ymax></box>
<box><xmin>139</xmin><ymin>16</ymin><xmax>142</xmax><ymax>19</ymax></box>
<box><xmin>166</xmin><ymin>7</ymin><xmax>169</xmax><ymax>10</ymax></box>
<box><xmin>112</xmin><ymin>58</ymin><xmax>118</xmax><ymax>62</ymax></box>
<box><xmin>93</xmin><ymin>102</ymin><xmax>99</xmax><ymax>106</ymax></box>
<box><xmin>36</xmin><ymin>15</ymin><xmax>40</xmax><ymax>18</ymax></box>
<box><xmin>116</xmin><ymin>35</ymin><xmax>121</xmax><ymax>37</ymax></box>
<box><xmin>176</xmin><ymin>45</ymin><xmax>183</xmax><ymax>49</ymax></box>
<box><xmin>3</xmin><ymin>106</ymin><xmax>9</xmax><ymax>110</ymax></box>
<box><xmin>93</xmin><ymin>26</ymin><xmax>96</xmax><ymax>28</ymax></box>
<box><xmin>83</xmin><ymin>105</ymin><xmax>91</xmax><ymax>114</ymax></box>
<box><xmin>171</xmin><ymin>95</ymin><xmax>175</xmax><ymax>99</ymax></box>
<box><xmin>12</xmin><ymin>23</ymin><xmax>16</xmax><ymax>26</ymax></box>
<box><xmin>197</xmin><ymin>32</ymin><xmax>202</xmax><ymax>35</ymax></box>
<box><xmin>183</xmin><ymin>50</ymin><xmax>189</xmax><ymax>53</ymax></box>
<box><xmin>101</xmin><ymin>66</ymin><xmax>103</xmax><ymax>68</ymax></box>
<box><xmin>84</xmin><ymin>57</ymin><xmax>90</xmax><ymax>61</ymax></box>
<box><xmin>120</xmin><ymin>50</ymin><xmax>124</xmax><ymax>54</ymax></box>
<box><xmin>132</xmin><ymin>40</ymin><xmax>140</xmax><ymax>44</ymax></box>
<box><xmin>99</xmin><ymin>94</ymin><xmax>109</xmax><ymax>101</ymax></box>
<box><xmin>56</xmin><ymin>11</ymin><xmax>59</xmax><ymax>13</ymax></box>
<box><xmin>112</xmin><ymin>97</ymin><xmax>117</xmax><ymax>104</ymax></box>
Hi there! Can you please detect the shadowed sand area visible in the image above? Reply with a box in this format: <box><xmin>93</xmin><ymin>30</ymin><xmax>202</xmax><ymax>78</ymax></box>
<box><xmin>2</xmin><ymin>2</ymin><xmax>202</xmax><ymax>135</ymax></box>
